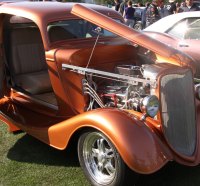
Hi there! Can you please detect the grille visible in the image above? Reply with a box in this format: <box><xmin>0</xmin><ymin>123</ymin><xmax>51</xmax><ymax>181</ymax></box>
<box><xmin>160</xmin><ymin>70</ymin><xmax>196</xmax><ymax>156</ymax></box>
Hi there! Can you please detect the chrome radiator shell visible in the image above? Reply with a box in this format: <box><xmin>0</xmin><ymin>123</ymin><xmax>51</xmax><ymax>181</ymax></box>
<box><xmin>160</xmin><ymin>69</ymin><xmax>196</xmax><ymax>156</ymax></box>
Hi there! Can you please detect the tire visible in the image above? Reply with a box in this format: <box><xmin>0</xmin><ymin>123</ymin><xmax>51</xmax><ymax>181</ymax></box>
<box><xmin>78</xmin><ymin>130</ymin><xmax>128</xmax><ymax>186</ymax></box>
<box><xmin>134</xmin><ymin>22</ymin><xmax>142</xmax><ymax>31</ymax></box>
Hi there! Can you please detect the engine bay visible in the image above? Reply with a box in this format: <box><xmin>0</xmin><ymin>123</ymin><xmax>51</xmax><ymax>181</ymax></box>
<box><xmin>81</xmin><ymin>64</ymin><xmax>155</xmax><ymax>111</ymax></box>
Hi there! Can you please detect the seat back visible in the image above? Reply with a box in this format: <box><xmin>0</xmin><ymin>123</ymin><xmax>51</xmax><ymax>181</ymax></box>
<box><xmin>5</xmin><ymin>26</ymin><xmax>53</xmax><ymax>95</ymax></box>
<box><xmin>8</xmin><ymin>27</ymin><xmax>47</xmax><ymax>76</ymax></box>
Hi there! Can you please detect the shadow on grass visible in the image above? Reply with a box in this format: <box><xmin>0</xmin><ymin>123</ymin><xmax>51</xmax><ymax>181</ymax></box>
<box><xmin>135</xmin><ymin>162</ymin><xmax>200</xmax><ymax>186</ymax></box>
<box><xmin>7</xmin><ymin>134</ymin><xmax>79</xmax><ymax>167</ymax></box>
<box><xmin>6</xmin><ymin>133</ymin><xmax>200</xmax><ymax>186</ymax></box>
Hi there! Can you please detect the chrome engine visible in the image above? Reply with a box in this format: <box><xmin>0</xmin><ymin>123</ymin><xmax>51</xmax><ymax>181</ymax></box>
<box><xmin>81</xmin><ymin>64</ymin><xmax>156</xmax><ymax>111</ymax></box>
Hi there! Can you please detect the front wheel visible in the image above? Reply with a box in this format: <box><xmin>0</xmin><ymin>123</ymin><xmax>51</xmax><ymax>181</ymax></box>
<box><xmin>78</xmin><ymin>130</ymin><xmax>134</xmax><ymax>186</ymax></box>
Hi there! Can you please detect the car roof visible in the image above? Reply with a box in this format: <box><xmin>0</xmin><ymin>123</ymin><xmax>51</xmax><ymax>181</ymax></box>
<box><xmin>0</xmin><ymin>1</ymin><xmax>122</xmax><ymax>23</ymax></box>
<box><xmin>0</xmin><ymin>2</ymin><xmax>122</xmax><ymax>50</ymax></box>
<box><xmin>144</xmin><ymin>11</ymin><xmax>200</xmax><ymax>33</ymax></box>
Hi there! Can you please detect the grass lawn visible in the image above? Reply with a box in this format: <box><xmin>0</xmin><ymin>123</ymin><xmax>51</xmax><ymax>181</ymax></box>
<box><xmin>1</xmin><ymin>120</ymin><xmax>200</xmax><ymax>186</ymax></box>
<box><xmin>0</xmin><ymin>122</ymin><xmax>90</xmax><ymax>186</ymax></box>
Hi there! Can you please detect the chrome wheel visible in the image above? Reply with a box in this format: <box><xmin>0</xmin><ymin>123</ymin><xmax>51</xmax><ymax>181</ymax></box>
<box><xmin>78</xmin><ymin>131</ymin><xmax>125</xmax><ymax>186</ymax></box>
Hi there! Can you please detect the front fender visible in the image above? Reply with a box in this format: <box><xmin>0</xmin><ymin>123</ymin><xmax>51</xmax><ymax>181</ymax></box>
<box><xmin>48</xmin><ymin>108</ymin><xmax>172</xmax><ymax>174</ymax></box>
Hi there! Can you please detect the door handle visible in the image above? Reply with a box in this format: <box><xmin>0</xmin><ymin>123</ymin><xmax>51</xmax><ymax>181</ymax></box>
<box><xmin>179</xmin><ymin>43</ymin><xmax>189</xmax><ymax>47</ymax></box>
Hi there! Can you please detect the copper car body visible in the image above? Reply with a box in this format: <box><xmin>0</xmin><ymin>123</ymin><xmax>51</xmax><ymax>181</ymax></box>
<box><xmin>0</xmin><ymin>1</ymin><xmax>200</xmax><ymax>185</ymax></box>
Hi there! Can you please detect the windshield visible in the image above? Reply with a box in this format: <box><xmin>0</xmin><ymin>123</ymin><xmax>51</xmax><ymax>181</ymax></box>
<box><xmin>47</xmin><ymin>19</ymin><xmax>118</xmax><ymax>43</ymax></box>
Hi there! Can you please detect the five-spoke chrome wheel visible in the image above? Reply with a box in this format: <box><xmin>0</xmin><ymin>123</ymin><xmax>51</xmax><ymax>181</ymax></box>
<box><xmin>78</xmin><ymin>130</ymin><xmax>126</xmax><ymax>186</ymax></box>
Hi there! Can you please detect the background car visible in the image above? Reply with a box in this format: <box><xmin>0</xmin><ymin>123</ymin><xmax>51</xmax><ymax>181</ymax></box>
<box><xmin>194</xmin><ymin>0</ymin><xmax>200</xmax><ymax>8</ymax></box>
<box><xmin>144</xmin><ymin>11</ymin><xmax>200</xmax><ymax>78</ymax></box>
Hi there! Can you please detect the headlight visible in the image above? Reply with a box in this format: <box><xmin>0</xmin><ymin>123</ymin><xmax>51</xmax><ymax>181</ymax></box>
<box><xmin>140</xmin><ymin>95</ymin><xmax>159</xmax><ymax>118</ymax></box>
<box><xmin>195</xmin><ymin>84</ymin><xmax>200</xmax><ymax>100</ymax></box>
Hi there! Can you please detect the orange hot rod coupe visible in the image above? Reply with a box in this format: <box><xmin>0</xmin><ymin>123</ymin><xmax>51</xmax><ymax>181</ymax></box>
<box><xmin>0</xmin><ymin>1</ymin><xmax>200</xmax><ymax>186</ymax></box>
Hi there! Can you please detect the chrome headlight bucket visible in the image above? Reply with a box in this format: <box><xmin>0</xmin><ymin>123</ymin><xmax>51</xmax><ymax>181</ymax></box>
<box><xmin>140</xmin><ymin>95</ymin><xmax>159</xmax><ymax>118</ymax></box>
<box><xmin>195</xmin><ymin>84</ymin><xmax>200</xmax><ymax>100</ymax></box>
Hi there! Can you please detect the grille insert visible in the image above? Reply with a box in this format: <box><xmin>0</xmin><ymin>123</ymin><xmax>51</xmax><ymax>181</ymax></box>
<box><xmin>161</xmin><ymin>70</ymin><xmax>196</xmax><ymax>156</ymax></box>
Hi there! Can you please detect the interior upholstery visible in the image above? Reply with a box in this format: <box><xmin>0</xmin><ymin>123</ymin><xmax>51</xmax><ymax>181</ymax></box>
<box><xmin>14</xmin><ymin>71</ymin><xmax>52</xmax><ymax>95</ymax></box>
<box><xmin>8</xmin><ymin>27</ymin><xmax>52</xmax><ymax>94</ymax></box>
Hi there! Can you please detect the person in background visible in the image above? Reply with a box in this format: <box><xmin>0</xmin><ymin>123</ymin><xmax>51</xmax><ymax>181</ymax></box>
<box><xmin>166</xmin><ymin>0</ymin><xmax>177</xmax><ymax>14</ymax></box>
<box><xmin>123</xmin><ymin>0</ymin><xmax>135</xmax><ymax>28</ymax></box>
<box><xmin>137</xmin><ymin>2</ymin><xmax>144</xmax><ymax>7</ymax></box>
<box><xmin>145</xmin><ymin>0</ymin><xmax>160</xmax><ymax>27</ymax></box>
<box><xmin>119</xmin><ymin>0</ymin><xmax>127</xmax><ymax>15</ymax></box>
<box><xmin>141</xmin><ymin>2</ymin><xmax>150</xmax><ymax>29</ymax></box>
<box><xmin>175</xmin><ymin>2</ymin><xmax>181</xmax><ymax>13</ymax></box>
<box><xmin>178</xmin><ymin>0</ymin><xmax>200</xmax><ymax>12</ymax></box>
<box><xmin>180</xmin><ymin>1</ymin><xmax>186</xmax><ymax>7</ymax></box>
<box><xmin>158</xmin><ymin>0</ymin><xmax>169</xmax><ymax>18</ymax></box>
<box><xmin>114</xmin><ymin>0</ymin><xmax>121</xmax><ymax>12</ymax></box>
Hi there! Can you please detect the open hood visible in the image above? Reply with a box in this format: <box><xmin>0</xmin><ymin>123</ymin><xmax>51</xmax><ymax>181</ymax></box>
<box><xmin>71</xmin><ymin>4</ymin><xmax>179</xmax><ymax>58</ymax></box>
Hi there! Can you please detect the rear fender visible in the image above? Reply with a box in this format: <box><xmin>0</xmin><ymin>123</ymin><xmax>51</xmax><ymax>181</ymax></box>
<box><xmin>48</xmin><ymin>108</ymin><xmax>172</xmax><ymax>174</ymax></box>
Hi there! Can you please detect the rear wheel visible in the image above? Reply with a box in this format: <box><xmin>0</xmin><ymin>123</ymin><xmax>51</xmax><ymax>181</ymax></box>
<box><xmin>78</xmin><ymin>130</ymin><xmax>127</xmax><ymax>186</ymax></box>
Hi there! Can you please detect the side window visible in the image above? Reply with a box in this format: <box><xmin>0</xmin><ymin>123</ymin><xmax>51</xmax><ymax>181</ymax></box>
<box><xmin>167</xmin><ymin>19</ymin><xmax>188</xmax><ymax>39</ymax></box>
<box><xmin>184</xmin><ymin>18</ymin><xmax>200</xmax><ymax>40</ymax></box>
<box><xmin>167</xmin><ymin>18</ymin><xmax>200</xmax><ymax>40</ymax></box>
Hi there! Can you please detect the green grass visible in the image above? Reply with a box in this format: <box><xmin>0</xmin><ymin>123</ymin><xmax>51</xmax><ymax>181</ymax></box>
<box><xmin>1</xmin><ymin>121</ymin><xmax>200</xmax><ymax>186</ymax></box>
<box><xmin>0</xmin><ymin>122</ymin><xmax>89</xmax><ymax>186</ymax></box>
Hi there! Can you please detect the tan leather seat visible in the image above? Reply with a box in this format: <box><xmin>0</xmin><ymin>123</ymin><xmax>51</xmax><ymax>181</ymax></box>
<box><xmin>8</xmin><ymin>27</ymin><xmax>52</xmax><ymax>94</ymax></box>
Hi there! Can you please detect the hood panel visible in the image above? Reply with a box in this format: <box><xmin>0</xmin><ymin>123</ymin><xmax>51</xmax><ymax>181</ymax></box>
<box><xmin>71</xmin><ymin>4</ymin><xmax>177</xmax><ymax>58</ymax></box>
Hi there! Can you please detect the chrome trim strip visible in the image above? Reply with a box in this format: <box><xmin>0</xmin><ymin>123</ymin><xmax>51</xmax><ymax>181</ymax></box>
<box><xmin>62</xmin><ymin>64</ymin><xmax>157</xmax><ymax>87</ymax></box>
